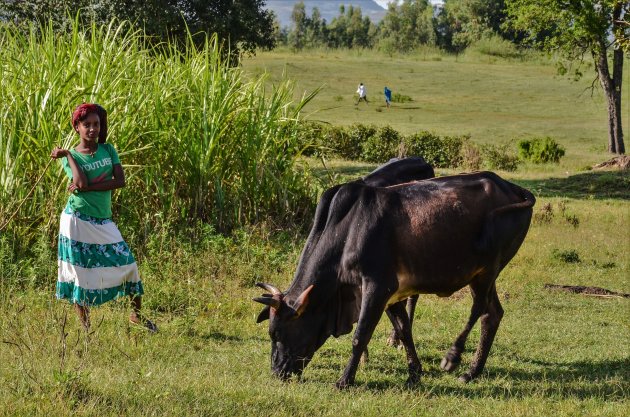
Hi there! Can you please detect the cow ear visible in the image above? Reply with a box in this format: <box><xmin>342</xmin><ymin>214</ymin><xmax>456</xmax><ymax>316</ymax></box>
<box><xmin>256</xmin><ymin>306</ymin><xmax>270</xmax><ymax>323</ymax></box>
<box><xmin>293</xmin><ymin>285</ymin><xmax>314</xmax><ymax>317</ymax></box>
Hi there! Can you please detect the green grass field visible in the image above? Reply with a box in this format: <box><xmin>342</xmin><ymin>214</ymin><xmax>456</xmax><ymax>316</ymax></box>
<box><xmin>1</xmin><ymin>49</ymin><xmax>629</xmax><ymax>416</ymax></box>
<box><xmin>243</xmin><ymin>48</ymin><xmax>630</xmax><ymax>170</ymax></box>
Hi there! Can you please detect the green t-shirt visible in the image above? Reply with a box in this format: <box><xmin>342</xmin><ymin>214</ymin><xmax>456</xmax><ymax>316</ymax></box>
<box><xmin>62</xmin><ymin>143</ymin><xmax>121</xmax><ymax>219</ymax></box>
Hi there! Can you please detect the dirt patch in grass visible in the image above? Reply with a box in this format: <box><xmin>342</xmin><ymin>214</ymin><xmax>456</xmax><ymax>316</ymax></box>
<box><xmin>544</xmin><ymin>284</ymin><xmax>630</xmax><ymax>298</ymax></box>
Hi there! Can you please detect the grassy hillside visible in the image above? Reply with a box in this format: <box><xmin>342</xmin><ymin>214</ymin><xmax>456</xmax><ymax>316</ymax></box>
<box><xmin>242</xmin><ymin>48</ymin><xmax>630</xmax><ymax>169</ymax></box>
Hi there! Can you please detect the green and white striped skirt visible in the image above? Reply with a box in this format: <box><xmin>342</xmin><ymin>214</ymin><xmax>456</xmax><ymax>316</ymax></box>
<box><xmin>56</xmin><ymin>205</ymin><xmax>144</xmax><ymax>306</ymax></box>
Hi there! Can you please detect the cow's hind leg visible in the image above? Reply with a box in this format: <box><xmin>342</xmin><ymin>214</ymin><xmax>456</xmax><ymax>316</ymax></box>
<box><xmin>386</xmin><ymin>300</ymin><xmax>422</xmax><ymax>386</ymax></box>
<box><xmin>459</xmin><ymin>284</ymin><xmax>503</xmax><ymax>383</ymax></box>
<box><xmin>336</xmin><ymin>283</ymin><xmax>391</xmax><ymax>389</ymax></box>
<box><xmin>386</xmin><ymin>295</ymin><xmax>418</xmax><ymax>347</ymax></box>
<box><xmin>440</xmin><ymin>279</ymin><xmax>492</xmax><ymax>374</ymax></box>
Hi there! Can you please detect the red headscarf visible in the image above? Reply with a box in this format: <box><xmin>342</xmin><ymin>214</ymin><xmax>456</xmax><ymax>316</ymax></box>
<box><xmin>71</xmin><ymin>103</ymin><xmax>108</xmax><ymax>143</ymax></box>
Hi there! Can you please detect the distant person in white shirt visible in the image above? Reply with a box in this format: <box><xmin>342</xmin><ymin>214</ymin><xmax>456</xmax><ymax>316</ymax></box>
<box><xmin>356</xmin><ymin>83</ymin><xmax>368</xmax><ymax>105</ymax></box>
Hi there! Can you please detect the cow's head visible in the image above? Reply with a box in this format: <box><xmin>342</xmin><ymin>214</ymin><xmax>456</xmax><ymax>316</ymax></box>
<box><xmin>254</xmin><ymin>282</ymin><xmax>330</xmax><ymax>380</ymax></box>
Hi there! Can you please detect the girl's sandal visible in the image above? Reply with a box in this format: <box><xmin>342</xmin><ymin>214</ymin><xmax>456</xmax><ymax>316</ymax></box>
<box><xmin>130</xmin><ymin>318</ymin><xmax>158</xmax><ymax>333</ymax></box>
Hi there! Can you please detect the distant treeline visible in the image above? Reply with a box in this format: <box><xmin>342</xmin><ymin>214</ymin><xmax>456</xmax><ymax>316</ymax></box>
<box><xmin>0</xmin><ymin>0</ymin><xmax>275</xmax><ymax>59</ymax></box>
<box><xmin>1</xmin><ymin>0</ymin><xmax>523</xmax><ymax>58</ymax></box>
<box><xmin>276</xmin><ymin>0</ymin><xmax>523</xmax><ymax>53</ymax></box>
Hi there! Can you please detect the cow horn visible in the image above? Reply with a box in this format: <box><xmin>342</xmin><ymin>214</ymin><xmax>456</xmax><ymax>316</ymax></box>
<box><xmin>256</xmin><ymin>282</ymin><xmax>282</xmax><ymax>296</ymax></box>
<box><xmin>253</xmin><ymin>296</ymin><xmax>281</xmax><ymax>310</ymax></box>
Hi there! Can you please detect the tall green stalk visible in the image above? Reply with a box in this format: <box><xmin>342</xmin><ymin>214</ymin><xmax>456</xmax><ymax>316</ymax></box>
<box><xmin>0</xmin><ymin>19</ymin><xmax>317</xmax><ymax>248</ymax></box>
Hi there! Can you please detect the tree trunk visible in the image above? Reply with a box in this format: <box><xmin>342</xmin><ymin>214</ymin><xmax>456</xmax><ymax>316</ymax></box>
<box><xmin>594</xmin><ymin>42</ymin><xmax>625</xmax><ymax>155</ymax></box>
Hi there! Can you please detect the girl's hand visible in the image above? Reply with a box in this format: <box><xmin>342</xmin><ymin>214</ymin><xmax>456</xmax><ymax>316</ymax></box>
<box><xmin>67</xmin><ymin>183</ymin><xmax>82</xmax><ymax>194</ymax></box>
<box><xmin>50</xmin><ymin>147</ymin><xmax>69</xmax><ymax>159</ymax></box>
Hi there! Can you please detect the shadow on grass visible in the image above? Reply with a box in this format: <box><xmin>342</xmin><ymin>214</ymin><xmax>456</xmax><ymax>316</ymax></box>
<box><xmin>308</xmin><ymin>349</ymin><xmax>628</xmax><ymax>399</ymax></box>
<box><xmin>392</xmin><ymin>105</ymin><xmax>421</xmax><ymax>110</ymax></box>
<box><xmin>513</xmin><ymin>171</ymin><xmax>629</xmax><ymax>200</ymax></box>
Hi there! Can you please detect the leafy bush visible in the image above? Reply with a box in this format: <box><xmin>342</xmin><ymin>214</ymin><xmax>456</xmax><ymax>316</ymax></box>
<box><xmin>403</xmin><ymin>131</ymin><xmax>467</xmax><ymax>168</ymax></box>
<box><xmin>337</xmin><ymin>124</ymin><xmax>376</xmax><ymax>160</ymax></box>
<box><xmin>361</xmin><ymin>125</ymin><xmax>401</xmax><ymax>163</ymax></box>
<box><xmin>517</xmin><ymin>137</ymin><xmax>566</xmax><ymax>163</ymax></box>
<box><xmin>391</xmin><ymin>93</ymin><xmax>413</xmax><ymax>103</ymax></box>
<box><xmin>552</xmin><ymin>249</ymin><xmax>581</xmax><ymax>264</ymax></box>
<box><xmin>480</xmin><ymin>143</ymin><xmax>520</xmax><ymax>171</ymax></box>
<box><xmin>294</xmin><ymin>121</ymin><xmax>327</xmax><ymax>156</ymax></box>
<box><xmin>469</xmin><ymin>34</ymin><xmax>523</xmax><ymax>59</ymax></box>
<box><xmin>459</xmin><ymin>141</ymin><xmax>482</xmax><ymax>171</ymax></box>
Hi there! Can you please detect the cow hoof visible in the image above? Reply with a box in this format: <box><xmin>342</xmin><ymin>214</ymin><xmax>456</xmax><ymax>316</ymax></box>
<box><xmin>335</xmin><ymin>379</ymin><xmax>353</xmax><ymax>390</ymax></box>
<box><xmin>405</xmin><ymin>368</ymin><xmax>422</xmax><ymax>388</ymax></box>
<box><xmin>405</xmin><ymin>376</ymin><xmax>420</xmax><ymax>388</ymax></box>
<box><xmin>440</xmin><ymin>356</ymin><xmax>461</xmax><ymax>372</ymax></box>
<box><xmin>458</xmin><ymin>373</ymin><xmax>473</xmax><ymax>383</ymax></box>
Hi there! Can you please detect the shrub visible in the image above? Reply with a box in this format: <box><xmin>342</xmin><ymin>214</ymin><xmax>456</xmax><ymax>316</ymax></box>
<box><xmin>480</xmin><ymin>143</ymin><xmax>520</xmax><ymax>171</ymax></box>
<box><xmin>403</xmin><ymin>131</ymin><xmax>467</xmax><ymax>168</ymax></box>
<box><xmin>534</xmin><ymin>203</ymin><xmax>554</xmax><ymax>224</ymax></box>
<box><xmin>361</xmin><ymin>125</ymin><xmax>401</xmax><ymax>163</ymax></box>
<box><xmin>340</xmin><ymin>124</ymin><xmax>376</xmax><ymax>160</ymax></box>
<box><xmin>294</xmin><ymin>121</ymin><xmax>327</xmax><ymax>156</ymax></box>
<box><xmin>460</xmin><ymin>141</ymin><xmax>482</xmax><ymax>171</ymax></box>
<box><xmin>517</xmin><ymin>137</ymin><xmax>566</xmax><ymax>163</ymax></box>
<box><xmin>552</xmin><ymin>249</ymin><xmax>581</xmax><ymax>264</ymax></box>
<box><xmin>391</xmin><ymin>93</ymin><xmax>413</xmax><ymax>103</ymax></box>
<box><xmin>469</xmin><ymin>34</ymin><xmax>523</xmax><ymax>59</ymax></box>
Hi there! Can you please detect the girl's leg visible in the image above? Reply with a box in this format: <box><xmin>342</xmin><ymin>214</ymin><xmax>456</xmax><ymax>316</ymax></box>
<box><xmin>129</xmin><ymin>295</ymin><xmax>157</xmax><ymax>332</ymax></box>
<box><xmin>74</xmin><ymin>303</ymin><xmax>90</xmax><ymax>331</ymax></box>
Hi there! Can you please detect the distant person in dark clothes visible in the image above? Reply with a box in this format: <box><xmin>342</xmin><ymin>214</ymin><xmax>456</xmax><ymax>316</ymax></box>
<box><xmin>384</xmin><ymin>86</ymin><xmax>392</xmax><ymax>108</ymax></box>
<box><xmin>356</xmin><ymin>83</ymin><xmax>368</xmax><ymax>105</ymax></box>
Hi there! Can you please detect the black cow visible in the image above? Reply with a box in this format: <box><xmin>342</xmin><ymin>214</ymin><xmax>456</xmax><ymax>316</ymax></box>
<box><xmin>254</xmin><ymin>171</ymin><xmax>535</xmax><ymax>388</ymax></box>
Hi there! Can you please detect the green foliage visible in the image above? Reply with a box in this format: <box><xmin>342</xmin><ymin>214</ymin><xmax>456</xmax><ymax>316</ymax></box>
<box><xmin>459</xmin><ymin>141</ymin><xmax>483</xmax><ymax>170</ymax></box>
<box><xmin>391</xmin><ymin>93</ymin><xmax>413</xmax><ymax>103</ymax></box>
<box><xmin>360</xmin><ymin>126</ymin><xmax>401</xmax><ymax>163</ymax></box>
<box><xmin>403</xmin><ymin>131</ymin><xmax>467</xmax><ymax>168</ymax></box>
<box><xmin>437</xmin><ymin>0</ymin><xmax>516</xmax><ymax>52</ymax></box>
<box><xmin>552</xmin><ymin>248</ymin><xmax>581</xmax><ymax>263</ymax></box>
<box><xmin>0</xmin><ymin>0</ymin><xmax>276</xmax><ymax>57</ymax></box>
<box><xmin>377</xmin><ymin>0</ymin><xmax>435</xmax><ymax>52</ymax></box>
<box><xmin>320</xmin><ymin>125</ymin><xmax>360</xmax><ymax>160</ymax></box>
<box><xmin>468</xmin><ymin>34</ymin><xmax>523</xmax><ymax>58</ymax></box>
<box><xmin>518</xmin><ymin>137</ymin><xmax>566</xmax><ymax>163</ymax></box>
<box><xmin>479</xmin><ymin>143</ymin><xmax>520</xmax><ymax>171</ymax></box>
<box><xmin>0</xmin><ymin>20</ymin><xmax>317</xmax><ymax>245</ymax></box>
<box><xmin>505</xmin><ymin>1</ymin><xmax>627</xmax><ymax>154</ymax></box>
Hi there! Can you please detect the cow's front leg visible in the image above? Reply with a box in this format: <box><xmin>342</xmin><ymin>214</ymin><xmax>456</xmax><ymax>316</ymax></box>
<box><xmin>386</xmin><ymin>300</ymin><xmax>422</xmax><ymax>386</ymax></box>
<box><xmin>336</xmin><ymin>284</ymin><xmax>390</xmax><ymax>389</ymax></box>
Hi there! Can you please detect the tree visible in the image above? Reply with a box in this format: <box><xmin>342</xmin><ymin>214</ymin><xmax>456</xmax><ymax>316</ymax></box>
<box><xmin>506</xmin><ymin>0</ymin><xmax>628</xmax><ymax>154</ymax></box>
<box><xmin>378</xmin><ymin>0</ymin><xmax>435</xmax><ymax>53</ymax></box>
<box><xmin>437</xmin><ymin>0</ymin><xmax>518</xmax><ymax>52</ymax></box>
<box><xmin>0</xmin><ymin>0</ymin><xmax>276</xmax><ymax>59</ymax></box>
<box><xmin>288</xmin><ymin>1</ymin><xmax>307</xmax><ymax>50</ymax></box>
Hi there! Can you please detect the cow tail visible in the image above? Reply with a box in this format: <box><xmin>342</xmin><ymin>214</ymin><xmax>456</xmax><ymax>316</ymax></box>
<box><xmin>475</xmin><ymin>184</ymin><xmax>536</xmax><ymax>253</ymax></box>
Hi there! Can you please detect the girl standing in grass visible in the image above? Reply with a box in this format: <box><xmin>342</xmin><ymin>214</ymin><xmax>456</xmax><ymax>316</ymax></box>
<box><xmin>50</xmin><ymin>103</ymin><xmax>156</xmax><ymax>332</ymax></box>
